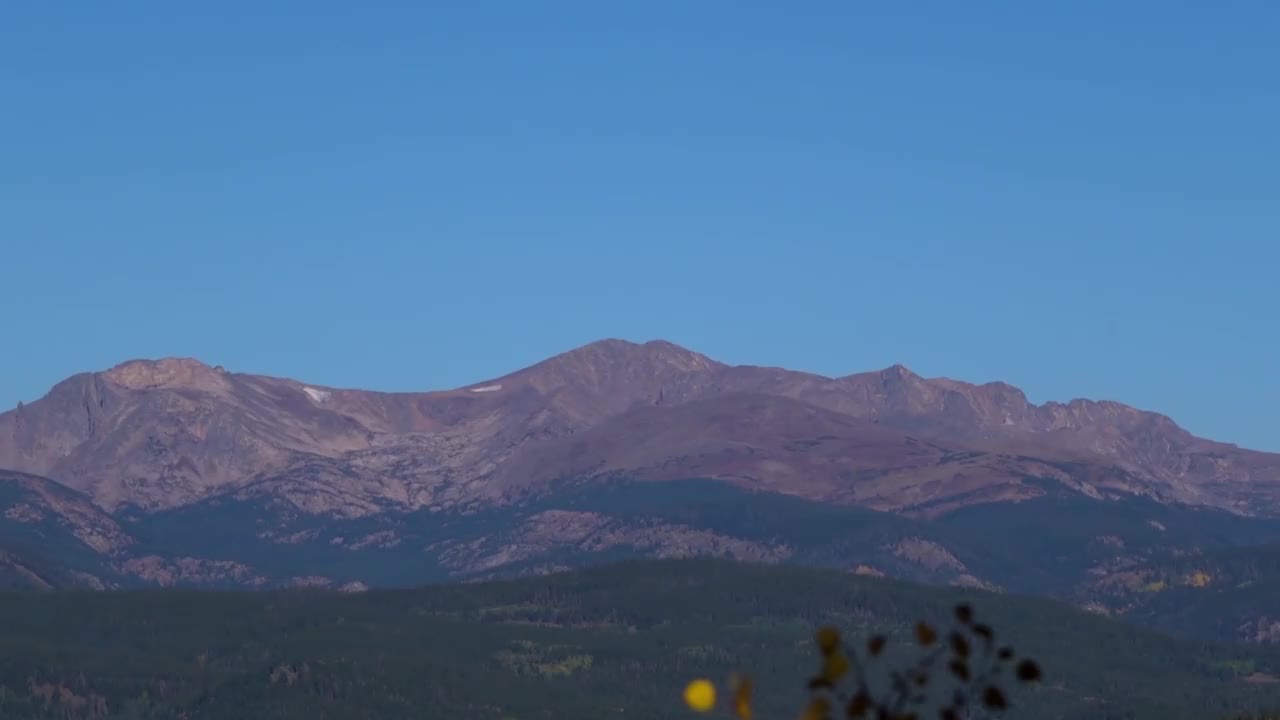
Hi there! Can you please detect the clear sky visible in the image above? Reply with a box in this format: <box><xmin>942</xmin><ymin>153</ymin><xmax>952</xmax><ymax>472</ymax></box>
<box><xmin>2</xmin><ymin>2</ymin><xmax>1277</xmax><ymax>450</ymax></box>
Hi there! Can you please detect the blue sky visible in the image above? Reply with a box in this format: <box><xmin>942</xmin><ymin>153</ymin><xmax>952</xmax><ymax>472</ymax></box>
<box><xmin>2</xmin><ymin>2</ymin><xmax>1277</xmax><ymax>450</ymax></box>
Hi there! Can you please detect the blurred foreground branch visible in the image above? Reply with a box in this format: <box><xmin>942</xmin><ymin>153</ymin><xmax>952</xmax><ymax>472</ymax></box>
<box><xmin>683</xmin><ymin>603</ymin><xmax>1042</xmax><ymax>720</ymax></box>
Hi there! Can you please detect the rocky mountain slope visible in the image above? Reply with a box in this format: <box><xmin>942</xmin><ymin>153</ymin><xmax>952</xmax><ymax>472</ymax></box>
<box><xmin>0</xmin><ymin>469</ymin><xmax>129</xmax><ymax>589</ymax></box>
<box><xmin>4</xmin><ymin>339</ymin><xmax>1277</xmax><ymax>518</ymax></box>
<box><xmin>3</xmin><ymin>338</ymin><xmax>1280</xmax><ymax>611</ymax></box>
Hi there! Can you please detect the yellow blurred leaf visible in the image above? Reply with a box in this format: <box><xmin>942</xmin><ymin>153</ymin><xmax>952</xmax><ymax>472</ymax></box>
<box><xmin>800</xmin><ymin>696</ymin><xmax>831</xmax><ymax>720</ymax></box>
<box><xmin>684</xmin><ymin>679</ymin><xmax>716</xmax><ymax>712</ymax></box>
<box><xmin>816</xmin><ymin>626</ymin><xmax>840</xmax><ymax>656</ymax></box>
<box><xmin>821</xmin><ymin>653</ymin><xmax>850</xmax><ymax>682</ymax></box>
<box><xmin>731</xmin><ymin>674</ymin><xmax>754</xmax><ymax>720</ymax></box>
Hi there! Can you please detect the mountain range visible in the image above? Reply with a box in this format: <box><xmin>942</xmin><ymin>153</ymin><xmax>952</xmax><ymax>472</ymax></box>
<box><xmin>3</xmin><ymin>338</ymin><xmax>1280</xmax><ymax>642</ymax></box>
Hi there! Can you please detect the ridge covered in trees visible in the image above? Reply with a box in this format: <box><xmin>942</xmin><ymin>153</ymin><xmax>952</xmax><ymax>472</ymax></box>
<box><xmin>0</xmin><ymin>559</ymin><xmax>1276</xmax><ymax>719</ymax></box>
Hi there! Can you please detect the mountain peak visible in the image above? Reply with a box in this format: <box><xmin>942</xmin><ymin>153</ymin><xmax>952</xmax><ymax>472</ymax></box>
<box><xmin>509</xmin><ymin>338</ymin><xmax>722</xmax><ymax>383</ymax></box>
<box><xmin>102</xmin><ymin>357</ymin><xmax>229</xmax><ymax>392</ymax></box>
<box><xmin>466</xmin><ymin>339</ymin><xmax>725</xmax><ymax>422</ymax></box>
<box><xmin>882</xmin><ymin>363</ymin><xmax>917</xmax><ymax>378</ymax></box>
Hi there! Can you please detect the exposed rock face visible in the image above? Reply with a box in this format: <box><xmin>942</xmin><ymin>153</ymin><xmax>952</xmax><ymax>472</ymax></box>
<box><xmin>889</xmin><ymin>537</ymin><xmax>967</xmax><ymax>573</ymax></box>
<box><xmin>2</xmin><ymin>339</ymin><xmax>1279</xmax><ymax>519</ymax></box>
<box><xmin>115</xmin><ymin>556</ymin><xmax>268</xmax><ymax>588</ymax></box>
<box><xmin>430</xmin><ymin>509</ymin><xmax>793</xmax><ymax>575</ymax></box>
<box><xmin>0</xmin><ymin>469</ymin><xmax>133</xmax><ymax>555</ymax></box>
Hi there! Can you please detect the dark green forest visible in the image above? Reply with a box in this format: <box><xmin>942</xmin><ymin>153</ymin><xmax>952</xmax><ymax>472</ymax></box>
<box><xmin>0</xmin><ymin>559</ymin><xmax>1278</xmax><ymax>719</ymax></box>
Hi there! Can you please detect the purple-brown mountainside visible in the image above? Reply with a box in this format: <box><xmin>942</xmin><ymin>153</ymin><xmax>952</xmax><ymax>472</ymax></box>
<box><xmin>1</xmin><ymin>339</ymin><xmax>1278</xmax><ymax>517</ymax></box>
